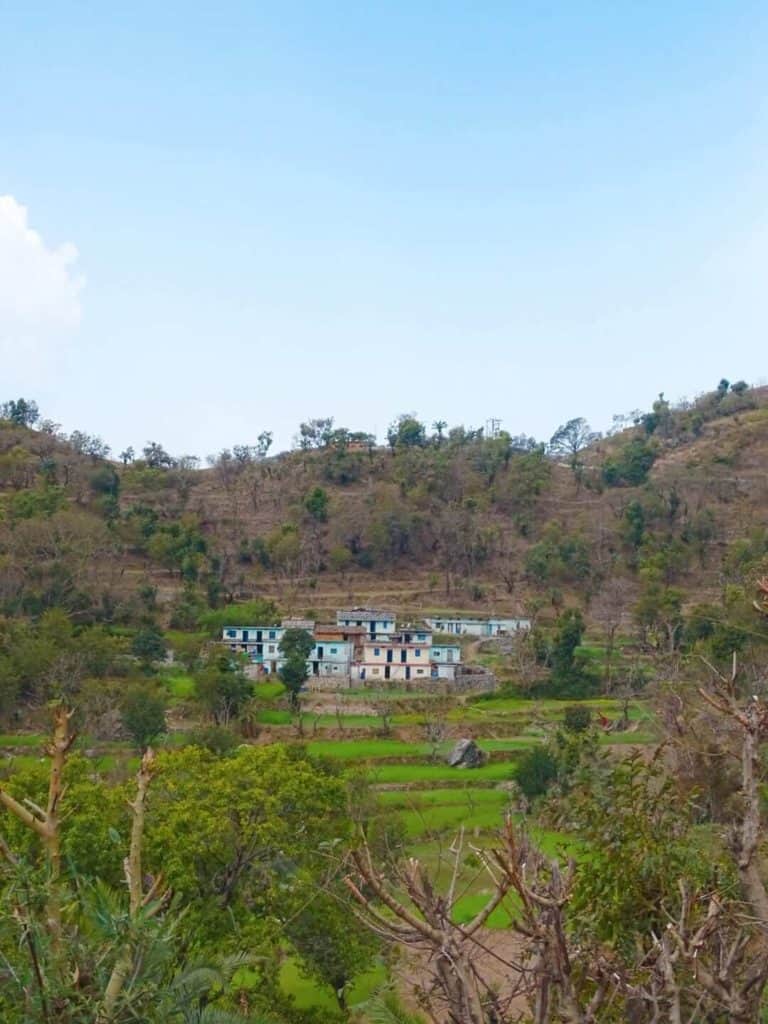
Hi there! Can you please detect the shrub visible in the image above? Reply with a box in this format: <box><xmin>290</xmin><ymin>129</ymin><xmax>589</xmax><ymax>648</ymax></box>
<box><xmin>514</xmin><ymin>747</ymin><xmax>558</xmax><ymax>800</ymax></box>
<box><xmin>563</xmin><ymin>705</ymin><xmax>592</xmax><ymax>733</ymax></box>
<box><xmin>602</xmin><ymin>439</ymin><xmax>657</xmax><ymax>487</ymax></box>
<box><xmin>189</xmin><ymin>724</ymin><xmax>238</xmax><ymax>756</ymax></box>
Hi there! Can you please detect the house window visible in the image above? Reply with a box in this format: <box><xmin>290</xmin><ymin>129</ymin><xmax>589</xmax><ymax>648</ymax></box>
<box><xmin>372</xmin><ymin>667</ymin><xmax>380</xmax><ymax>675</ymax></box>
<box><xmin>417</xmin><ymin>668</ymin><xmax>425</xmax><ymax>675</ymax></box>
<box><xmin>269</xmin><ymin>630</ymin><xmax>276</xmax><ymax>640</ymax></box>
<box><xmin>330</xmin><ymin>647</ymin><xmax>338</xmax><ymax>654</ymax></box>
<box><xmin>374</xmin><ymin>647</ymin><xmax>380</xmax><ymax>656</ymax></box>
<box><xmin>417</xmin><ymin>634</ymin><xmax>425</xmax><ymax>641</ymax></box>
<box><xmin>415</xmin><ymin>648</ymin><xmax>421</xmax><ymax>657</ymax></box>
<box><xmin>268</xmin><ymin>645</ymin><xmax>275</xmax><ymax>653</ymax></box>
<box><xmin>226</xmin><ymin>629</ymin><xmax>236</xmax><ymax>638</ymax></box>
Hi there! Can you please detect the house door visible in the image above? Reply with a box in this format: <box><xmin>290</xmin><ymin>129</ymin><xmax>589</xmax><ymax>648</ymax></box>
<box><xmin>317</xmin><ymin>646</ymin><xmax>324</xmax><ymax>659</ymax></box>
<box><xmin>386</xmin><ymin>650</ymin><xmax>393</xmax><ymax>663</ymax></box>
<box><xmin>405</xmin><ymin>666</ymin><xmax>411</xmax><ymax>681</ymax></box>
<box><xmin>384</xmin><ymin>666</ymin><xmax>391</xmax><ymax>680</ymax></box>
<box><xmin>400</xmin><ymin>650</ymin><xmax>407</xmax><ymax>663</ymax></box>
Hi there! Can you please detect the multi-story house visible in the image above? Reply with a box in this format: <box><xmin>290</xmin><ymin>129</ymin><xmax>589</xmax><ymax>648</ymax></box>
<box><xmin>358</xmin><ymin>625</ymin><xmax>434</xmax><ymax>682</ymax></box>
<box><xmin>222</xmin><ymin>624</ymin><xmax>285</xmax><ymax>673</ymax></box>
<box><xmin>335</xmin><ymin>607</ymin><xmax>396</xmax><ymax>641</ymax></box>
<box><xmin>222</xmin><ymin>619</ymin><xmax>354</xmax><ymax>678</ymax></box>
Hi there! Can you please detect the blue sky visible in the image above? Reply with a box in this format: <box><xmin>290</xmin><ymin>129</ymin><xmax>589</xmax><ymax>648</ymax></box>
<box><xmin>1</xmin><ymin>2</ymin><xmax>766</xmax><ymax>456</ymax></box>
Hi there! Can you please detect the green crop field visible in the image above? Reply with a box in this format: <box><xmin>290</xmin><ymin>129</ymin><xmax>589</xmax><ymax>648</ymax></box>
<box><xmin>307</xmin><ymin>737</ymin><xmax>532</xmax><ymax>761</ymax></box>
<box><xmin>368</xmin><ymin>761</ymin><xmax>516</xmax><ymax>784</ymax></box>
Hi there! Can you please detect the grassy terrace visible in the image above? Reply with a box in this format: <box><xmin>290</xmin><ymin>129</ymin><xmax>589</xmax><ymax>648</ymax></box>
<box><xmin>305</xmin><ymin>736</ymin><xmax>535</xmax><ymax>761</ymax></box>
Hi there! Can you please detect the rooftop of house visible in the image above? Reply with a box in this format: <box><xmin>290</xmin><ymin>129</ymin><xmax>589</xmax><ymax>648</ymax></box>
<box><xmin>281</xmin><ymin>618</ymin><xmax>315</xmax><ymax>630</ymax></box>
<box><xmin>314</xmin><ymin>624</ymin><xmax>368</xmax><ymax>635</ymax></box>
<box><xmin>427</xmin><ymin>614</ymin><xmax>528</xmax><ymax>623</ymax></box>
<box><xmin>336</xmin><ymin>607</ymin><xmax>396</xmax><ymax>620</ymax></box>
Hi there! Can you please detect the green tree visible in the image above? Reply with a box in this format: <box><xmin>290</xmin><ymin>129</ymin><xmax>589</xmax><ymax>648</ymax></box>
<box><xmin>387</xmin><ymin>413</ymin><xmax>426</xmax><ymax>451</ymax></box>
<box><xmin>548</xmin><ymin>417</ymin><xmax>600</xmax><ymax>479</ymax></box>
<box><xmin>0</xmin><ymin>397</ymin><xmax>40</xmax><ymax>426</ymax></box>
<box><xmin>535</xmin><ymin>608</ymin><xmax>599</xmax><ymax>699</ymax></box>
<box><xmin>568</xmin><ymin>755</ymin><xmax>713</xmax><ymax>954</ymax></box>
<box><xmin>131</xmin><ymin>626</ymin><xmax>168</xmax><ymax>669</ymax></box>
<box><xmin>563</xmin><ymin>704</ymin><xmax>592</xmax><ymax>733</ymax></box>
<box><xmin>121</xmin><ymin>684</ymin><xmax>168</xmax><ymax>750</ymax></box>
<box><xmin>514</xmin><ymin>746</ymin><xmax>558</xmax><ymax>799</ymax></box>
<box><xmin>145</xmin><ymin>744</ymin><xmax>349</xmax><ymax>949</ymax></box>
<box><xmin>278</xmin><ymin>628</ymin><xmax>314</xmax><ymax>707</ymax></box>
<box><xmin>195</xmin><ymin>653</ymin><xmax>252</xmax><ymax>725</ymax></box>
<box><xmin>142</xmin><ymin>440</ymin><xmax>175</xmax><ymax>469</ymax></box>
<box><xmin>602</xmin><ymin>437</ymin><xmax>657</xmax><ymax>486</ymax></box>
<box><xmin>304</xmin><ymin>486</ymin><xmax>329</xmax><ymax>522</ymax></box>
<box><xmin>285</xmin><ymin>889</ymin><xmax>380</xmax><ymax>1012</ymax></box>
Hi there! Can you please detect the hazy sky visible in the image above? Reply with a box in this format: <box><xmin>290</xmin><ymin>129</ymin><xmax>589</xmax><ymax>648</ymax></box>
<box><xmin>2</xmin><ymin>2</ymin><xmax>766</xmax><ymax>457</ymax></box>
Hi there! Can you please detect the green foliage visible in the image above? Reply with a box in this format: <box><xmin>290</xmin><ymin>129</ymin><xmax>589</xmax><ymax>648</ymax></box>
<box><xmin>3</xmin><ymin>483</ymin><xmax>66</xmax><ymax>522</ymax></box>
<box><xmin>633</xmin><ymin>575</ymin><xmax>684</xmax><ymax>651</ymax></box>
<box><xmin>89</xmin><ymin>465</ymin><xmax>120</xmax><ymax>497</ymax></box>
<box><xmin>197</xmin><ymin>599</ymin><xmax>280</xmax><ymax>636</ymax></box>
<box><xmin>188</xmin><ymin>723</ymin><xmax>238</xmax><ymax>755</ymax></box>
<box><xmin>285</xmin><ymin>888</ymin><xmax>381</xmax><ymax>1011</ymax></box>
<box><xmin>548</xmin><ymin>417</ymin><xmax>600</xmax><ymax>476</ymax></box>
<box><xmin>0</xmin><ymin>613</ymin><xmax>125</xmax><ymax>709</ymax></box>
<box><xmin>568</xmin><ymin>755</ymin><xmax>720</xmax><ymax>953</ymax></box>
<box><xmin>387</xmin><ymin>413</ymin><xmax>426</xmax><ymax>450</ymax></box>
<box><xmin>620</xmin><ymin>499</ymin><xmax>646</xmax><ymax>549</ymax></box>
<box><xmin>601</xmin><ymin>437</ymin><xmax>657</xmax><ymax>486</ymax></box>
<box><xmin>524</xmin><ymin>522</ymin><xmax>593</xmax><ymax>587</ymax></box>
<box><xmin>131</xmin><ymin>626</ymin><xmax>168</xmax><ymax>667</ymax></box>
<box><xmin>278</xmin><ymin>628</ymin><xmax>314</xmax><ymax>706</ymax></box>
<box><xmin>121</xmin><ymin>683</ymin><xmax>168</xmax><ymax>750</ymax></box>
<box><xmin>563</xmin><ymin>704</ymin><xmax>592</xmax><ymax>733</ymax></box>
<box><xmin>0</xmin><ymin>397</ymin><xmax>40</xmax><ymax>426</ymax></box>
<box><xmin>304</xmin><ymin>486</ymin><xmax>329</xmax><ymax>522</ymax></box>
<box><xmin>195</xmin><ymin>652</ymin><xmax>253</xmax><ymax>725</ymax></box>
<box><xmin>0</xmin><ymin>756</ymin><xmax>127</xmax><ymax>881</ymax></box>
<box><xmin>514</xmin><ymin>746</ymin><xmax>558</xmax><ymax>799</ymax></box>
<box><xmin>534</xmin><ymin>609</ymin><xmax>600</xmax><ymax>699</ymax></box>
<box><xmin>144</xmin><ymin>744</ymin><xmax>349</xmax><ymax>948</ymax></box>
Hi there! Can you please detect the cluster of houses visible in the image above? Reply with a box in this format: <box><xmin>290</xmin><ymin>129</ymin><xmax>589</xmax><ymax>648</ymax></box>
<box><xmin>221</xmin><ymin>607</ymin><xmax>530</xmax><ymax>686</ymax></box>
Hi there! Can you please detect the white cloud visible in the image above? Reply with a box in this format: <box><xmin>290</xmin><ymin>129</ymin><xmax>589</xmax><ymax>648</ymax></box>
<box><xmin>0</xmin><ymin>195</ymin><xmax>84</xmax><ymax>360</ymax></box>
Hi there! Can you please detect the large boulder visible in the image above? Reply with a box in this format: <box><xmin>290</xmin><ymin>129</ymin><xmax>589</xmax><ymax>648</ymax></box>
<box><xmin>447</xmin><ymin>738</ymin><xmax>487</xmax><ymax>769</ymax></box>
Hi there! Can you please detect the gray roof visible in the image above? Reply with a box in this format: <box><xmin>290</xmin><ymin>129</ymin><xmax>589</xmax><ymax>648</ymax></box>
<box><xmin>336</xmin><ymin>608</ymin><xmax>395</xmax><ymax>619</ymax></box>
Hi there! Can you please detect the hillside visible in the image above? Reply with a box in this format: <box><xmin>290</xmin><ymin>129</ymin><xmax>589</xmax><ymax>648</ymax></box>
<box><xmin>2</xmin><ymin>383</ymin><xmax>768</xmax><ymax>651</ymax></box>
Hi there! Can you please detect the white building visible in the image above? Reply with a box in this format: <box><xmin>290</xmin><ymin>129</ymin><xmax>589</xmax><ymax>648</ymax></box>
<box><xmin>425</xmin><ymin>616</ymin><xmax>530</xmax><ymax>638</ymax></box>
<box><xmin>223</xmin><ymin>624</ymin><xmax>284</xmax><ymax>672</ymax></box>
<box><xmin>358</xmin><ymin>633</ymin><xmax>432</xmax><ymax>683</ymax></box>
<box><xmin>336</xmin><ymin>607</ymin><xmax>396</xmax><ymax>641</ymax></box>
<box><xmin>430</xmin><ymin>642</ymin><xmax>462</xmax><ymax>680</ymax></box>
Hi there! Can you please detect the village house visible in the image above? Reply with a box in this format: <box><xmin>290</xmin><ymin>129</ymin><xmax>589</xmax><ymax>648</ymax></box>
<box><xmin>335</xmin><ymin>607</ymin><xmax>396</xmax><ymax>641</ymax></box>
<box><xmin>425</xmin><ymin>615</ymin><xmax>530</xmax><ymax>637</ymax></box>
<box><xmin>222</xmin><ymin>623</ymin><xmax>285</xmax><ymax>673</ymax></box>
<box><xmin>223</xmin><ymin>611</ymin><xmax>463</xmax><ymax>684</ymax></box>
